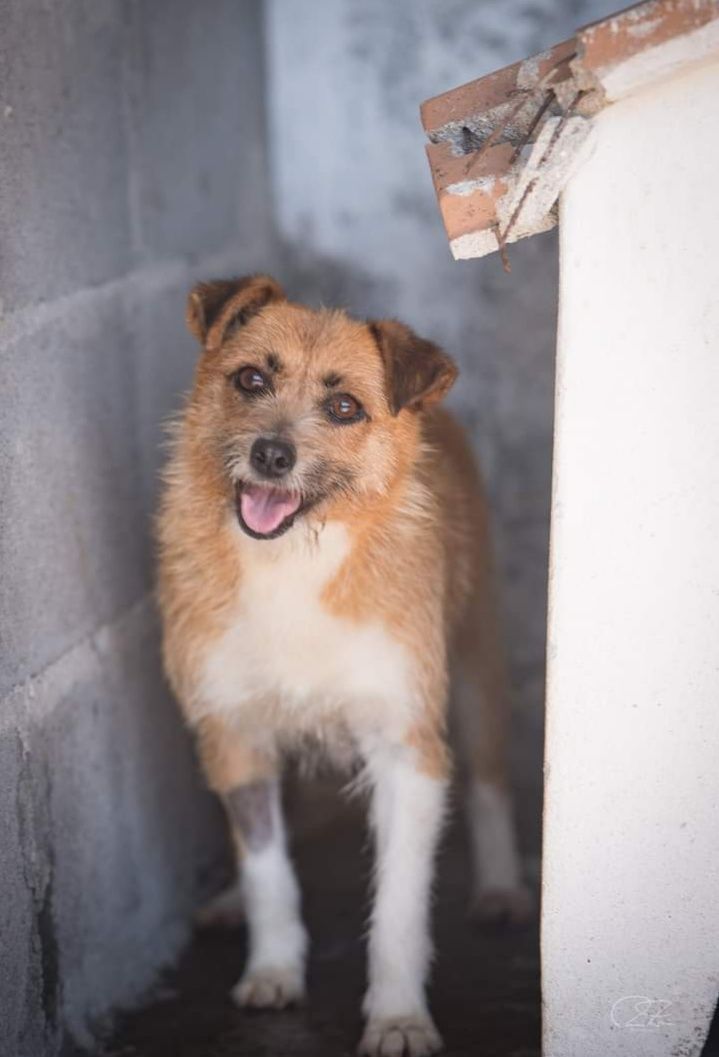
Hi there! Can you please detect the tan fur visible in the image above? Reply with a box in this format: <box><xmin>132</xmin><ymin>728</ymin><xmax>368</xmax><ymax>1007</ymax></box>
<box><xmin>156</xmin><ymin>277</ymin><xmax>528</xmax><ymax>1051</ymax></box>
<box><xmin>157</xmin><ymin>276</ymin><xmax>509</xmax><ymax>789</ymax></box>
<box><xmin>195</xmin><ymin>714</ymin><xmax>277</xmax><ymax>791</ymax></box>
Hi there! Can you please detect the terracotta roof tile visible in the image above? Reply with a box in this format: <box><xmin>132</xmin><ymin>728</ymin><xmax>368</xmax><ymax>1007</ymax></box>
<box><xmin>421</xmin><ymin>0</ymin><xmax>719</xmax><ymax>262</ymax></box>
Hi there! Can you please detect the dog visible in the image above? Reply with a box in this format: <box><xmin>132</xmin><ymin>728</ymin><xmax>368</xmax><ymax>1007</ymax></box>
<box><xmin>156</xmin><ymin>275</ymin><xmax>531</xmax><ymax>1056</ymax></box>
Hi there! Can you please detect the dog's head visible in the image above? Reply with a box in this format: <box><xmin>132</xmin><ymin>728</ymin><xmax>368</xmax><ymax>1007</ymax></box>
<box><xmin>184</xmin><ymin>275</ymin><xmax>457</xmax><ymax>540</ymax></box>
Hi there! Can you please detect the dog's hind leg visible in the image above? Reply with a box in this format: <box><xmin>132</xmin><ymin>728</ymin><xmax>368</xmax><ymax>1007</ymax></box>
<box><xmin>452</xmin><ymin>568</ymin><xmax>534</xmax><ymax>928</ymax></box>
<box><xmin>195</xmin><ymin>714</ymin><xmax>307</xmax><ymax>1008</ymax></box>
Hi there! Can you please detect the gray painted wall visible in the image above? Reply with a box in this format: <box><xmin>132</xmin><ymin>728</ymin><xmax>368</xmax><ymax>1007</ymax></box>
<box><xmin>0</xmin><ymin>2</ymin><xmax>274</xmax><ymax>1052</ymax></box>
<box><xmin>266</xmin><ymin>0</ymin><xmax>614</xmax><ymax>847</ymax></box>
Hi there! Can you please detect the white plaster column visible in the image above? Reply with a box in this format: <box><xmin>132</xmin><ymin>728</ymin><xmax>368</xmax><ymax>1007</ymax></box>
<box><xmin>542</xmin><ymin>60</ymin><xmax>719</xmax><ymax>1057</ymax></box>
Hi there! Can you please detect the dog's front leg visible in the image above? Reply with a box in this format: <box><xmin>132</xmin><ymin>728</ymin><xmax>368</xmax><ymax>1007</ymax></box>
<box><xmin>195</xmin><ymin>715</ymin><xmax>307</xmax><ymax>1009</ymax></box>
<box><xmin>360</xmin><ymin>740</ymin><xmax>448</xmax><ymax>1057</ymax></box>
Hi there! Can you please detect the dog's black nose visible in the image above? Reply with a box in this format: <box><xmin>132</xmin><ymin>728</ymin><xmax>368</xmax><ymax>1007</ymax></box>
<box><xmin>250</xmin><ymin>437</ymin><xmax>296</xmax><ymax>479</ymax></box>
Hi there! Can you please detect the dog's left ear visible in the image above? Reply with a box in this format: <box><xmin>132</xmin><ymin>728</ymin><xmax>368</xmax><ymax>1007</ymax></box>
<box><xmin>369</xmin><ymin>319</ymin><xmax>458</xmax><ymax>415</ymax></box>
<box><xmin>186</xmin><ymin>274</ymin><xmax>285</xmax><ymax>350</ymax></box>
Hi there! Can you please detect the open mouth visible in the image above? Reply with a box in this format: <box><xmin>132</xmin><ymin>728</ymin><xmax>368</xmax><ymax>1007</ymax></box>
<box><xmin>235</xmin><ymin>481</ymin><xmax>304</xmax><ymax>540</ymax></box>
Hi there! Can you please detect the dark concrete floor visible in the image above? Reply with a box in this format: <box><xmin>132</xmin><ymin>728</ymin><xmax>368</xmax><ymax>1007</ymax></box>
<box><xmin>101</xmin><ymin>802</ymin><xmax>541</xmax><ymax>1057</ymax></box>
<box><xmin>99</xmin><ymin>801</ymin><xmax>719</xmax><ymax>1057</ymax></box>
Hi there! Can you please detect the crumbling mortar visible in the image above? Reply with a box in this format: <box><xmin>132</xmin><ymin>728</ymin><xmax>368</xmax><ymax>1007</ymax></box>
<box><xmin>15</xmin><ymin>729</ymin><xmax>61</xmax><ymax>1053</ymax></box>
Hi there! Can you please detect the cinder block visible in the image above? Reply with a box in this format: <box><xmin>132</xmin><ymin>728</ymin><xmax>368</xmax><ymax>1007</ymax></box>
<box><xmin>0</xmin><ymin>606</ymin><xmax>226</xmax><ymax>1050</ymax></box>
<box><xmin>43</xmin><ymin>606</ymin><xmax>225</xmax><ymax>1042</ymax></box>
<box><xmin>129</xmin><ymin>279</ymin><xmax>199</xmax><ymax>520</ymax></box>
<box><xmin>0</xmin><ymin>293</ymin><xmax>146</xmax><ymax>697</ymax></box>
<box><xmin>0</xmin><ymin>0</ymin><xmax>134</xmax><ymax>311</ymax></box>
<box><xmin>127</xmin><ymin>0</ymin><xmax>271</xmax><ymax>260</ymax></box>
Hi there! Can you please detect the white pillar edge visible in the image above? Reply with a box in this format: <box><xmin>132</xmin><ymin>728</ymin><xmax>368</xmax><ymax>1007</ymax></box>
<box><xmin>542</xmin><ymin>58</ymin><xmax>719</xmax><ymax>1057</ymax></box>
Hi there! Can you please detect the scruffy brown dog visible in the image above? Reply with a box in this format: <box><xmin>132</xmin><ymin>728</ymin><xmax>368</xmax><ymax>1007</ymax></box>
<box><xmin>157</xmin><ymin>275</ymin><xmax>530</xmax><ymax>1056</ymax></box>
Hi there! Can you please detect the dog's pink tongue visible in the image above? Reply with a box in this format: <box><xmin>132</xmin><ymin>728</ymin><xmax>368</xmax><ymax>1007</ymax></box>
<box><xmin>240</xmin><ymin>485</ymin><xmax>301</xmax><ymax>535</ymax></box>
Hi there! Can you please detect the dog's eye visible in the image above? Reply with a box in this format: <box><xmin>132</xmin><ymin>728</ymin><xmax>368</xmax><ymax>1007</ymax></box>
<box><xmin>234</xmin><ymin>366</ymin><xmax>269</xmax><ymax>394</ymax></box>
<box><xmin>326</xmin><ymin>393</ymin><xmax>364</xmax><ymax>424</ymax></box>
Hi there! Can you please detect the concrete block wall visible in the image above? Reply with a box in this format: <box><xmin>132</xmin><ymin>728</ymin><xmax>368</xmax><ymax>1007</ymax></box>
<box><xmin>266</xmin><ymin>0</ymin><xmax>615</xmax><ymax>850</ymax></box>
<box><xmin>0</xmin><ymin>1</ymin><xmax>274</xmax><ymax>1053</ymax></box>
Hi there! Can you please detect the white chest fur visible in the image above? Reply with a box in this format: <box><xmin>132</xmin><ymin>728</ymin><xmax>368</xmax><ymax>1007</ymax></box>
<box><xmin>199</xmin><ymin>522</ymin><xmax>414</xmax><ymax>742</ymax></box>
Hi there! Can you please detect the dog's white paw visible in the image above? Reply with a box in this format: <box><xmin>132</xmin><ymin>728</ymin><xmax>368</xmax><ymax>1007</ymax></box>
<box><xmin>358</xmin><ymin>1014</ymin><xmax>443</xmax><ymax>1057</ymax></box>
<box><xmin>196</xmin><ymin>883</ymin><xmax>245</xmax><ymax>929</ymax></box>
<box><xmin>231</xmin><ymin>965</ymin><xmax>305</xmax><ymax>1010</ymax></box>
<box><xmin>471</xmin><ymin>884</ymin><xmax>535</xmax><ymax>928</ymax></box>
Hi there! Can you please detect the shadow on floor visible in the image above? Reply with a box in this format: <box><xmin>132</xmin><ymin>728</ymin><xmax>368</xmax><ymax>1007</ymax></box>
<box><xmin>101</xmin><ymin>803</ymin><xmax>542</xmax><ymax>1057</ymax></box>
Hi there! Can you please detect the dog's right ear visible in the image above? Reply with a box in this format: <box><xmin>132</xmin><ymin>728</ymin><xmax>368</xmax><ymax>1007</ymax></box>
<box><xmin>186</xmin><ymin>275</ymin><xmax>285</xmax><ymax>350</ymax></box>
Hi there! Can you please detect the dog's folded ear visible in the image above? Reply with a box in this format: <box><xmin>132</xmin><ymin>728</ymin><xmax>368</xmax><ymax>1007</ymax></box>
<box><xmin>186</xmin><ymin>275</ymin><xmax>285</xmax><ymax>350</ymax></box>
<box><xmin>369</xmin><ymin>320</ymin><xmax>458</xmax><ymax>415</ymax></box>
